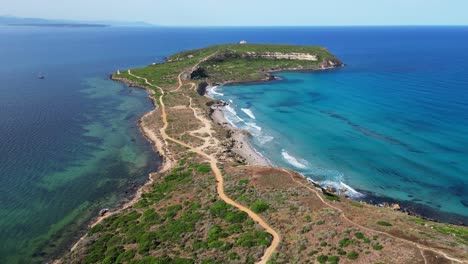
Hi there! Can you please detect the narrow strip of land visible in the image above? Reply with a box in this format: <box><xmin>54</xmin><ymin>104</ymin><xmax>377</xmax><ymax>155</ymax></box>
<box><xmin>127</xmin><ymin>69</ymin><xmax>281</xmax><ymax>264</ymax></box>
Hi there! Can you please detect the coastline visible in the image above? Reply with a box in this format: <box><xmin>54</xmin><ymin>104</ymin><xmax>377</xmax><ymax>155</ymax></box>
<box><xmin>61</xmin><ymin>64</ymin><xmax>467</xmax><ymax>264</ymax></box>
<box><xmin>206</xmin><ymin>83</ymin><xmax>468</xmax><ymax>226</ymax></box>
<box><xmin>210</xmin><ymin>107</ymin><xmax>271</xmax><ymax>167</ymax></box>
<box><xmin>56</xmin><ymin>43</ymin><xmax>468</xmax><ymax>264</ymax></box>
<box><xmin>63</xmin><ymin>76</ymin><xmax>172</xmax><ymax>259</ymax></box>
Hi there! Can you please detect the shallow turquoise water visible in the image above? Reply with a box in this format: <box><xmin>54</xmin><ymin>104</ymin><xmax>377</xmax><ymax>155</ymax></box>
<box><xmin>1</xmin><ymin>25</ymin><xmax>467</xmax><ymax>263</ymax></box>
<box><xmin>209</xmin><ymin>29</ymin><xmax>468</xmax><ymax>224</ymax></box>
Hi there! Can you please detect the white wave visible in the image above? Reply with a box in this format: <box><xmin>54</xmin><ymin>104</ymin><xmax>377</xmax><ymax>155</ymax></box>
<box><xmin>339</xmin><ymin>182</ymin><xmax>363</xmax><ymax>197</ymax></box>
<box><xmin>246</xmin><ymin>122</ymin><xmax>262</xmax><ymax>131</ymax></box>
<box><xmin>207</xmin><ymin>86</ymin><xmax>224</xmax><ymax>97</ymax></box>
<box><xmin>258</xmin><ymin>135</ymin><xmax>274</xmax><ymax>144</ymax></box>
<box><xmin>241</xmin><ymin>108</ymin><xmax>256</xmax><ymax>119</ymax></box>
<box><xmin>319</xmin><ymin>180</ymin><xmax>364</xmax><ymax>198</ymax></box>
<box><xmin>222</xmin><ymin>105</ymin><xmax>244</xmax><ymax>128</ymax></box>
<box><xmin>310</xmin><ymin>168</ymin><xmax>344</xmax><ymax>178</ymax></box>
<box><xmin>281</xmin><ymin>150</ymin><xmax>308</xmax><ymax>169</ymax></box>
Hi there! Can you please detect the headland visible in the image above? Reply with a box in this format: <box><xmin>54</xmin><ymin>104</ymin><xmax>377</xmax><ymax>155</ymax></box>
<box><xmin>61</xmin><ymin>43</ymin><xmax>467</xmax><ymax>264</ymax></box>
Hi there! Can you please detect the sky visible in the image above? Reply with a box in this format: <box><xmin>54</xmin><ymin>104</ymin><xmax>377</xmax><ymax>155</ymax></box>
<box><xmin>2</xmin><ymin>0</ymin><xmax>468</xmax><ymax>26</ymax></box>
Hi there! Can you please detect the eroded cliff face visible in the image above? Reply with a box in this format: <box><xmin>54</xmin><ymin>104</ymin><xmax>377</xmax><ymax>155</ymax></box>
<box><xmin>209</xmin><ymin>51</ymin><xmax>319</xmax><ymax>61</ymax></box>
<box><xmin>319</xmin><ymin>58</ymin><xmax>344</xmax><ymax>69</ymax></box>
<box><xmin>244</xmin><ymin>51</ymin><xmax>318</xmax><ymax>61</ymax></box>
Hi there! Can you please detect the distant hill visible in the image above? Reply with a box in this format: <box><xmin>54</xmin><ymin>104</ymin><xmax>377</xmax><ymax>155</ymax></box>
<box><xmin>0</xmin><ymin>15</ymin><xmax>153</xmax><ymax>27</ymax></box>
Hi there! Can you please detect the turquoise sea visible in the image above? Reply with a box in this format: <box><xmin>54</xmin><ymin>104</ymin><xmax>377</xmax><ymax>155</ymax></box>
<box><xmin>208</xmin><ymin>27</ymin><xmax>468</xmax><ymax>225</ymax></box>
<box><xmin>0</xmin><ymin>26</ymin><xmax>467</xmax><ymax>262</ymax></box>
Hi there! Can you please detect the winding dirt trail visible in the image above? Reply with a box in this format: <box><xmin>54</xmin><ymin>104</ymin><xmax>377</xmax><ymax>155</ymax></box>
<box><xmin>127</xmin><ymin>69</ymin><xmax>280</xmax><ymax>264</ymax></box>
<box><xmin>281</xmin><ymin>169</ymin><xmax>466</xmax><ymax>264</ymax></box>
<box><xmin>171</xmin><ymin>52</ymin><xmax>218</xmax><ymax>93</ymax></box>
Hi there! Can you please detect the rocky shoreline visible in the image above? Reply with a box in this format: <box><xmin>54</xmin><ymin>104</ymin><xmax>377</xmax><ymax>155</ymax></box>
<box><xmin>205</xmin><ymin>79</ymin><xmax>468</xmax><ymax>227</ymax></box>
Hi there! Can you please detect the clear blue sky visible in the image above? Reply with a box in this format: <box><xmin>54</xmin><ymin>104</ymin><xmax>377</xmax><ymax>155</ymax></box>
<box><xmin>3</xmin><ymin>0</ymin><xmax>468</xmax><ymax>26</ymax></box>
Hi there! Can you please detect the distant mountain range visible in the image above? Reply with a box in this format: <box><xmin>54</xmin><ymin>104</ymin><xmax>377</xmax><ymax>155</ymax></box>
<box><xmin>0</xmin><ymin>15</ymin><xmax>153</xmax><ymax>27</ymax></box>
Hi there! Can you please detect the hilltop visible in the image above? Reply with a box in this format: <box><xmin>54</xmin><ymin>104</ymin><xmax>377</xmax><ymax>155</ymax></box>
<box><xmin>60</xmin><ymin>44</ymin><xmax>467</xmax><ymax>264</ymax></box>
<box><xmin>115</xmin><ymin>43</ymin><xmax>343</xmax><ymax>88</ymax></box>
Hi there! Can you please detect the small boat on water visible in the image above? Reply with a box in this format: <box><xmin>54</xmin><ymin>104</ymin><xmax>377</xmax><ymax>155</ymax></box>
<box><xmin>37</xmin><ymin>73</ymin><xmax>45</xmax><ymax>79</ymax></box>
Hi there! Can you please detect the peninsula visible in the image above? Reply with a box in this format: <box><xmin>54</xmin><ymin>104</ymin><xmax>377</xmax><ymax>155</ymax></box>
<box><xmin>62</xmin><ymin>44</ymin><xmax>467</xmax><ymax>264</ymax></box>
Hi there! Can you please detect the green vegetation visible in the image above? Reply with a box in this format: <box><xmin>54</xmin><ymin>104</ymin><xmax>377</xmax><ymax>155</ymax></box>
<box><xmin>323</xmin><ymin>192</ymin><xmax>341</xmax><ymax>202</ymax></box>
<box><xmin>377</xmin><ymin>221</ymin><xmax>392</xmax><ymax>227</ymax></box>
<box><xmin>195</xmin><ymin>164</ymin><xmax>211</xmax><ymax>174</ymax></box>
<box><xmin>70</xmin><ymin>163</ymin><xmax>273</xmax><ymax>264</ymax></box>
<box><xmin>372</xmin><ymin>244</ymin><xmax>384</xmax><ymax>250</ymax></box>
<box><xmin>317</xmin><ymin>255</ymin><xmax>328</xmax><ymax>263</ymax></box>
<box><xmin>347</xmin><ymin>251</ymin><xmax>359</xmax><ymax>260</ymax></box>
<box><xmin>236</xmin><ymin>230</ymin><xmax>272</xmax><ymax>247</ymax></box>
<box><xmin>339</xmin><ymin>238</ymin><xmax>355</xmax><ymax>247</ymax></box>
<box><xmin>350</xmin><ymin>202</ymin><xmax>364</xmax><ymax>208</ymax></box>
<box><xmin>432</xmin><ymin>225</ymin><xmax>468</xmax><ymax>242</ymax></box>
<box><xmin>238</xmin><ymin>179</ymin><xmax>250</xmax><ymax>185</ymax></box>
<box><xmin>114</xmin><ymin>43</ymin><xmax>342</xmax><ymax>92</ymax></box>
<box><xmin>251</xmin><ymin>201</ymin><xmax>270</xmax><ymax>213</ymax></box>
<box><xmin>316</xmin><ymin>220</ymin><xmax>325</xmax><ymax>225</ymax></box>
<box><xmin>328</xmin><ymin>255</ymin><xmax>340</xmax><ymax>264</ymax></box>
<box><xmin>355</xmin><ymin>232</ymin><xmax>365</xmax><ymax>239</ymax></box>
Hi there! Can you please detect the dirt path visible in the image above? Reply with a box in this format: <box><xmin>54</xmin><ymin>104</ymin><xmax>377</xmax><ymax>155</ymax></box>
<box><xmin>171</xmin><ymin>52</ymin><xmax>218</xmax><ymax>93</ymax></box>
<box><xmin>281</xmin><ymin>169</ymin><xmax>466</xmax><ymax>264</ymax></box>
<box><xmin>128</xmin><ymin>69</ymin><xmax>281</xmax><ymax>264</ymax></box>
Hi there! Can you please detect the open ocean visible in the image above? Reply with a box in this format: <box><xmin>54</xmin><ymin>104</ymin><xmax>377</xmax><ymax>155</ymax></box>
<box><xmin>0</xmin><ymin>26</ymin><xmax>467</xmax><ymax>262</ymax></box>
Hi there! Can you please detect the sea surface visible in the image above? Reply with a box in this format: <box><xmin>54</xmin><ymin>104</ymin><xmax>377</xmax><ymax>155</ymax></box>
<box><xmin>208</xmin><ymin>27</ymin><xmax>468</xmax><ymax>225</ymax></box>
<box><xmin>1</xmin><ymin>26</ymin><xmax>467</xmax><ymax>263</ymax></box>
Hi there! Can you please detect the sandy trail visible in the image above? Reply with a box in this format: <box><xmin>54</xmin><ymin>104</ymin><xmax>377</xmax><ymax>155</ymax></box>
<box><xmin>171</xmin><ymin>52</ymin><xmax>218</xmax><ymax>93</ymax></box>
<box><xmin>281</xmin><ymin>169</ymin><xmax>466</xmax><ymax>264</ymax></box>
<box><xmin>128</xmin><ymin>68</ymin><xmax>280</xmax><ymax>264</ymax></box>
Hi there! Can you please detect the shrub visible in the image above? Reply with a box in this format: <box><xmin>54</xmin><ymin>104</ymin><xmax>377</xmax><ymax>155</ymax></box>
<box><xmin>372</xmin><ymin>244</ymin><xmax>384</xmax><ymax>250</ymax></box>
<box><xmin>210</xmin><ymin>201</ymin><xmax>231</xmax><ymax>218</ymax></box>
<box><xmin>317</xmin><ymin>255</ymin><xmax>328</xmax><ymax>263</ymax></box>
<box><xmin>377</xmin><ymin>221</ymin><xmax>392</xmax><ymax>227</ymax></box>
<box><xmin>339</xmin><ymin>238</ymin><xmax>353</xmax><ymax>247</ymax></box>
<box><xmin>228</xmin><ymin>252</ymin><xmax>239</xmax><ymax>260</ymax></box>
<box><xmin>196</xmin><ymin>164</ymin><xmax>211</xmax><ymax>173</ymax></box>
<box><xmin>88</xmin><ymin>224</ymin><xmax>103</xmax><ymax>236</ymax></box>
<box><xmin>236</xmin><ymin>231</ymin><xmax>271</xmax><ymax>247</ymax></box>
<box><xmin>324</xmin><ymin>192</ymin><xmax>340</xmax><ymax>202</ymax></box>
<box><xmin>239</xmin><ymin>179</ymin><xmax>250</xmax><ymax>185</ymax></box>
<box><xmin>252</xmin><ymin>201</ymin><xmax>269</xmax><ymax>213</ymax></box>
<box><xmin>347</xmin><ymin>251</ymin><xmax>359</xmax><ymax>260</ymax></box>
<box><xmin>354</xmin><ymin>232</ymin><xmax>365</xmax><ymax>239</ymax></box>
<box><xmin>328</xmin><ymin>256</ymin><xmax>340</xmax><ymax>264</ymax></box>
<box><xmin>224</xmin><ymin>211</ymin><xmax>248</xmax><ymax>223</ymax></box>
<box><xmin>337</xmin><ymin>248</ymin><xmax>346</xmax><ymax>255</ymax></box>
<box><xmin>226</xmin><ymin>223</ymin><xmax>243</xmax><ymax>234</ymax></box>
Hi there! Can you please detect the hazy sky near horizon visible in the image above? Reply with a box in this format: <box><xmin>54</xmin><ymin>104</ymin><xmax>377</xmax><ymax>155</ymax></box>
<box><xmin>3</xmin><ymin>0</ymin><xmax>468</xmax><ymax>26</ymax></box>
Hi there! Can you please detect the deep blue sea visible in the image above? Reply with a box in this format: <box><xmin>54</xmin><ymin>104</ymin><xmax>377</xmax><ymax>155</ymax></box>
<box><xmin>0</xmin><ymin>26</ymin><xmax>467</xmax><ymax>262</ymax></box>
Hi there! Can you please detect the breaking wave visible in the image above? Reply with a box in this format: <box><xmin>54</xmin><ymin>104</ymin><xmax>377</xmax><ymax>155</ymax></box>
<box><xmin>207</xmin><ymin>86</ymin><xmax>224</xmax><ymax>97</ymax></box>
<box><xmin>281</xmin><ymin>150</ymin><xmax>308</xmax><ymax>169</ymax></box>
<box><xmin>319</xmin><ymin>180</ymin><xmax>364</xmax><ymax>198</ymax></box>
<box><xmin>241</xmin><ymin>108</ymin><xmax>256</xmax><ymax>119</ymax></box>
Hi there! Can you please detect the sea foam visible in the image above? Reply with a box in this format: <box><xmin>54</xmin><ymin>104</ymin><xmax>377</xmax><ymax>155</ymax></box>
<box><xmin>241</xmin><ymin>108</ymin><xmax>256</xmax><ymax>119</ymax></box>
<box><xmin>320</xmin><ymin>180</ymin><xmax>364</xmax><ymax>198</ymax></box>
<box><xmin>207</xmin><ymin>86</ymin><xmax>224</xmax><ymax>97</ymax></box>
<box><xmin>222</xmin><ymin>105</ymin><xmax>244</xmax><ymax>128</ymax></box>
<box><xmin>281</xmin><ymin>150</ymin><xmax>308</xmax><ymax>169</ymax></box>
